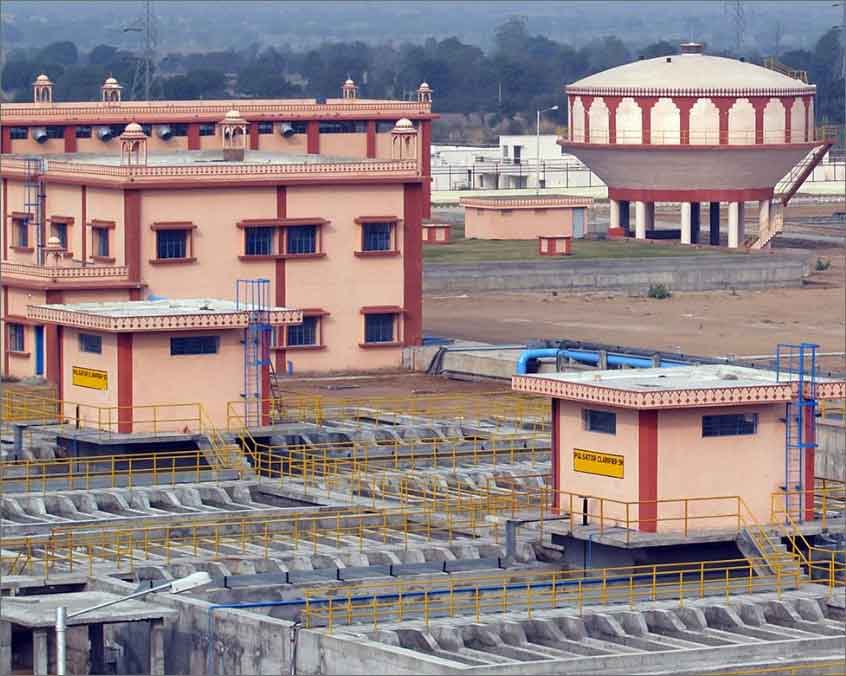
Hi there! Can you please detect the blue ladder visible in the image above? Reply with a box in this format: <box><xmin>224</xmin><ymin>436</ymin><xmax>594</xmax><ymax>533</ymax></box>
<box><xmin>236</xmin><ymin>279</ymin><xmax>272</xmax><ymax>428</ymax></box>
<box><xmin>775</xmin><ymin>343</ymin><xmax>818</xmax><ymax>523</ymax></box>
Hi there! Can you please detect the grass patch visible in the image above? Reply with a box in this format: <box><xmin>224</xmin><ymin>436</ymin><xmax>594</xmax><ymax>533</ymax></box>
<box><xmin>424</xmin><ymin>229</ymin><xmax>729</xmax><ymax>263</ymax></box>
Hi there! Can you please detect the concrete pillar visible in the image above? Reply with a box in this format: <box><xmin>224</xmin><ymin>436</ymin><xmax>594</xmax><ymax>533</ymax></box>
<box><xmin>150</xmin><ymin>619</ymin><xmax>165</xmax><ymax>676</ymax></box>
<box><xmin>89</xmin><ymin>623</ymin><xmax>105</xmax><ymax>675</ymax></box>
<box><xmin>609</xmin><ymin>199</ymin><xmax>621</xmax><ymax>234</ymax></box>
<box><xmin>0</xmin><ymin>621</ymin><xmax>11</xmax><ymax>676</ymax></box>
<box><xmin>634</xmin><ymin>201</ymin><xmax>647</xmax><ymax>239</ymax></box>
<box><xmin>690</xmin><ymin>202</ymin><xmax>701</xmax><ymax>244</ymax></box>
<box><xmin>33</xmin><ymin>629</ymin><xmax>49</xmax><ymax>676</ymax></box>
<box><xmin>709</xmin><ymin>201</ymin><xmax>720</xmax><ymax>246</ymax></box>
<box><xmin>728</xmin><ymin>201</ymin><xmax>741</xmax><ymax>248</ymax></box>
<box><xmin>680</xmin><ymin>202</ymin><xmax>692</xmax><ymax>244</ymax></box>
<box><xmin>738</xmin><ymin>201</ymin><xmax>746</xmax><ymax>243</ymax></box>
<box><xmin>758</xmin><ymin>198</ymin><xmax>771</xmax><ymax>234</ymax></box>
<box><xmin>645</xmin><ymin>202</ymin><xmax>655</xmax><ymax>231</ymax></box>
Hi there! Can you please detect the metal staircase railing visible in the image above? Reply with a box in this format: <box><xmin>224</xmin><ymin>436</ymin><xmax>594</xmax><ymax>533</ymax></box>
<box><xmin>775</xmin><ymin>142</ymin><xmax>833</xmax><ymax>207</ymax></box>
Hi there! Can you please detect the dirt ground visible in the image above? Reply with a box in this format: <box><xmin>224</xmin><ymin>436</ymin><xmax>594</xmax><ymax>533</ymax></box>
<box><xmin>423</xmin><ymin>243</ymin><xmax>846</xmax><ymax>371</ymax></box>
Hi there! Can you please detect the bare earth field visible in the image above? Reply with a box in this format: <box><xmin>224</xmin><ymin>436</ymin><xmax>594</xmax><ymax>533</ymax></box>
<box><xmin>423</xmin><ymin>245</ymin><xmax>846</xmax><ymax>369</ymax></box>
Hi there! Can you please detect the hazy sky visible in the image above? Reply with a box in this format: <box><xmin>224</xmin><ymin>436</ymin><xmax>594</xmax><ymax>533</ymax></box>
<box><xmin>2</xmin><ymin>1</ymin><xmax>840</xmax><ymax>53</ymax></box>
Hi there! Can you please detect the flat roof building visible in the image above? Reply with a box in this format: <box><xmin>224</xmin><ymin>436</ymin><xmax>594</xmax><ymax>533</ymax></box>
<box><xmin>1</xmin><ymin>116</ymin><xmax>425</xmax><ymax>386</ymax></box>
<box><xmin>513</xmin><ymin>362</ymin><xmax>846</xmax><ymax>531</ymax></box>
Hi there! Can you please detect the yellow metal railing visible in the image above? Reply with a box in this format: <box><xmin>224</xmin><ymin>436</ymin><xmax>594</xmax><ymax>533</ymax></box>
<box><xmin>0</xmin><ymin>449</ymin><xmax>243</xmax><ymax>493</ymax></box>
<box><xmin>300</xmin><ymin>556</ymin><xmax>801</xmax><ymax>632</ymax></box>
<box><xmin>0</xmin><ymin>505</ymin><xmax>502</xmax><ymax>577</ymax></box>
<box><xmin>771</xmin><ymin>483</ymin><xmax>846</xmax><ymax>528</ymax></box>
<box><xmin>227</xmin><ymin>392</ymin><xmax>549</xmax><ymax>432</ymax></box>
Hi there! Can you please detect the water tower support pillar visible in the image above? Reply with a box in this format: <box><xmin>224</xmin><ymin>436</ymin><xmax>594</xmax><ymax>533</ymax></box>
<box><xmin>728</xmin><ymin>201</ymin><xmax>741</xmax><ymax>248</ymax></box>
<box><xmin>681</xmin><ymin>203</ymin><xmax>692</xmax><ymax>244</ymax></box>
<box><xmin>690</xmin><ymin>202</ymin><xmax>700</xmax><ymax>244</ymax></box>
<box><xmin>709</xmin><ymin>202</ymin><xmax>720</xmax><ymax>245</ymax></box>
<box><xmin>610</xmin><ymin>199</ymin><xmax>621</xmax><ymax>232</ymax></box>
<box><xmin>634</xmin><ymin>201</ymin><xmax>647</xmax><ymax>239</ymax></box>
<box><xmin>645</xmin><ymin>202</ymin><xmax>655</xmax><ymax>232</ymax></box>
<box><xmin>758</xmin><ymin>199</ymin><xmax>771</xmax><ymax>236</ymax></box>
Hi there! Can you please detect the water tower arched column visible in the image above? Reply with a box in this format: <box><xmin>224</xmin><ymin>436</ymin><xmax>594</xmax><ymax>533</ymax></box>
<box><xmin>639</xmin><ymin>97</ymin><xmax>659</xmax><ymax>144</ymax></box>
<box><xmin>782</xmin><ymin>96</ymin><xmax>795</xmax><ymax>143</ymax></box>
<box><xmin>605</xmin><ymin>96</ymin><xmax>621</xmax><ymax>143</ymax></box>
<box><xmin>674</xmin><ymin>97</ymin><xmax>697</xmax><ymax>144</ymax></box>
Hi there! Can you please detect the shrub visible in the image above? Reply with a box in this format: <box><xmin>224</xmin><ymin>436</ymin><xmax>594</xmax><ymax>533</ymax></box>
<box><xmin>647</xmin><ymin>283</ymin><xmax>671</xmax><ymax>299</ymax></box>
<box><xmin>815</xmin><ymin>258</ymin><xmax>831</xmax><ymax>271</ymax></box>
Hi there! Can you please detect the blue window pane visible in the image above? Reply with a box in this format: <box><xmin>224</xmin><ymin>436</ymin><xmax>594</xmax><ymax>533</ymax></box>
<box><xmin>362</xmin><ymin>223</ymin><xmax>391</xmax><ymax>251</ymax></box>
<box><xmin>8</xmin><ymin>324</ymin><xmax>25</xmax><ymax>352</ymax></box>
<box><xmin>79</xmin><ymin>333</ymin><xmax>102</xmax><ymax>354</ymax></box>
<box><xmin>245</xmin><ymin>227</ymin><xmax>273</xmax><ymax>256</ymax></box>
<box><xmin>52</xmin><ymin>223</ymin><xmax>68</xmax><ymax>248</ymax></box>
<box><xmin>94</xmin><ymin>228</ymin><xmax>110</xmax><ymax>257</ymax></box>
<box><xmin>171</xmin><ymin>336</ymin><xmax>219</xmax><ymax>355</ymax></box>
<box><xmin>364</xmin><ymin>313</ymin><xmax>394</xmax><ymax>343</ymax></box>
<box><xmin>287</xmin><ymin>316</ymin><xmax>318</xmax><ymax>346</ymax></box>
<box><xmin>157</xmin><ymin>230</ymin><xmax>188</xmax><ymax>259</ymax></box>
<box><xmin>286</xmin><ymin>226</ymin><xmax>316</xmax><ymax>255</ymax></box>
<box><xmin>702</xmin><ymin>414</ymin><xmax>758</xmax><ymax>437</ymax></box>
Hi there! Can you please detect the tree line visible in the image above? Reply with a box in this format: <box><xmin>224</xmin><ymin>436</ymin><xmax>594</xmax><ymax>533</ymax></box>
<box><xmin>2</xmin><ymin>17</ymin><xmax>842</xmax><ymax>131</ymax></box>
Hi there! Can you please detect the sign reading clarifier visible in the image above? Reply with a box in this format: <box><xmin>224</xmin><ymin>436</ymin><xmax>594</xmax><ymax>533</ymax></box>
<box><xmin>72</xmin><ymin>366</ymin><xmax>108</xmax><ymax>390</ymax></box>
<box><xmin>573</xmin><ymin>448</ymin><xmax>624</xmax><ymax>479</ymax></box>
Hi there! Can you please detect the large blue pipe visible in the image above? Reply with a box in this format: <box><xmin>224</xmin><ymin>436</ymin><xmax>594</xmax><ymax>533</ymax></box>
<box><xmin>515</xmin><ymin>348</ymin><xmax>691</xmax><ymax>375</ymax></box>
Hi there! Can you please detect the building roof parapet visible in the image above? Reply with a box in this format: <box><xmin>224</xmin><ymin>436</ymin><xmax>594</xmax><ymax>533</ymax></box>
<box><xmin>512</xmin><ymin>365</ymin><xmax>846</xmax><ymax>408</ymax></box>
<box><xmin>0</xmin><ymin>157</ymin><xmax>420</xmax><ymax>186</ymax></box>
<box><xmin>0</xmin><ymin>99</ymin><xmax>434</xmax><ymax>124</ymax></box>
<box><xmin>27</xmin><ymin>299</ymin><xmax>302</xmax><ymax>332</ymax></box>
<box><xmin>461</xmin><ymin>195</ymin><xmax>594</xmax><ymax>210</ymax></box>
<box><xmin>2</xmin><ymin>261</ymin><xmax>129</xmax><ymax>281</ymax></box>
<box><xmin>565</xmin><ymin>85</ymin><xmax>815</xmax><ymax>98</ymax></box>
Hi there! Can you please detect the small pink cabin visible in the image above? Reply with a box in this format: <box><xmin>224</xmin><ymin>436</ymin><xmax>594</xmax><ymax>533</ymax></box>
<box><xmin>27</xmin><ymin>299</ymin><xmax>301</xmax><ymax>431</ymax></box>
<box><xmin>513</xmin><ymin>365</ymin><xmax>846</xmax><ymax>532</ymax></box>
<box><xmin>461</xmin><ymin>195</ymin><xmax>593</xmax><ymax>241</ymax></box>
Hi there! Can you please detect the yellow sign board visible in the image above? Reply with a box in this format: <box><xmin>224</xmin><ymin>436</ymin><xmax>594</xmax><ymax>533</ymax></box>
<box><xmin>72</xmin><ymin>366</ymin><xmax>108</xmax><ymax>391</ymax></box>
<box><xmin>573</xmin><ymin>448</ymin><xmax>624</xmax><ymax>479</ymax></box>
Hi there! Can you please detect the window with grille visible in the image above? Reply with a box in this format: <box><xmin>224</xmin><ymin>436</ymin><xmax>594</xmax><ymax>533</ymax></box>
<box><xmin>7</xmin><ymin>324</ymin><xmax>25</xmax><ymax>352</ymax></box>
<box><xmin>286</xmin><ymin>122</ymin><xmax>307</xmax><ymax>134</ymax></box>
<box><xmin>51</xmin><ymin>222</ymin><xmax>68</xmax><ymax>249</ymax></box>
<box><xmin>702</xmin><ymin>414</ymin><xmax>758</xmax><ymax>437</ymax></box>
<box><xmin>79</xmin><ymin>333</ymin><xmax>102</xmax><ymax>354</ymax></box>
<box><xmin>170</xmin><ymin>336</ymin><xmax>219</xmax><ymax>355</ymax></box>
<box><xmin>364</xmin><ymin>313</ymin><xmax>394</xmax><ymax>343</ymax></box>
<box><xmin>75</xmin><ymin>126</ymin><xmax>92</xmax><ymax>138</ymax></box>
<box><xmin>93</xmin><ymin>228</ymin><xmax>110</xmax><ymax>257</ymax></box>
<box><xmin>170</xmin><ymin>124</ymin><xmax>188</xmax><ymax>137</ymax></box>
<box><xmin>245</xmin><ymin>227</ymin><xmax>274</xmax><ymax>256</ymax></box>
<box><xmin>257</xmin><ymin>122</ymin><xmax>274</xmax><ymax>134</ymax></box>
<box><xmin>46</xmin><ymin>126</ymin><xmax>65</xmax><ymax>139</ymax></box>
<box><xmin>14</xmin><ymin>218</ymin><xmax>29</xmax><ymax>247</ymax></box>
<box><xmin>9</xmin><ymin>127</ymin><xmax>28</xmax><ymax>140</ymax></box>
<box><xmin>287</xmin><ymin>316</ymin><xmax>318</xmax><ymax>346</ymax></box>
<box><xmin>583</xmin><ymin>409</ymin><xmax>616</xmax><ymax>435</ymax></box>
<box><xmin>362</xmin><ymin>223</ymin><xmax>392</xmax><ymax>252</ymax></box>
<box><xmin>199</xmin><ymin>124</ymin><xmax>216</xmax><ymax>136</ymax></box>
<box><xmin>286</xmin><ymin>226</ymin><xmax>317</xmax><ymax>255</ymax></box>
<box><xmin>156</xmin><ymin>230</ymin><xmax>188</xmax><ymax>259</ymax></box>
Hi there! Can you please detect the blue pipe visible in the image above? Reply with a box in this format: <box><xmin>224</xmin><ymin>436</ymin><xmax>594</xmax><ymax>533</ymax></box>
<box><xmin>516</xmin><ymin>348</ymin><xmax>692</xmax><ymax>374</ymax></box>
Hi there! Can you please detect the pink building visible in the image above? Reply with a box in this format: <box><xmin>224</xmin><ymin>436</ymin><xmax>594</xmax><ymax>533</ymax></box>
<box><xmin>461</xmin><ymin>196</ymin><xmax>593</xmax><ymax>240</ymax></box>
<box><xmin>561</xmin><ymin>43</ymin><xmax>832</xmax><ymax>249</ymax></box>
<box><xmin>512</xmin><ymin>364</ymin><xmax>846</xmax><ymax>531</ymax></box>
<box><xmin>26</xmin><ymin>299</ymin><xmax>302</xmax><ymax>429</ymax></box>
<box><xmin>1</xmin><ymin>116</ymin><xmax>425</xmax><ymax>385</ymax></box>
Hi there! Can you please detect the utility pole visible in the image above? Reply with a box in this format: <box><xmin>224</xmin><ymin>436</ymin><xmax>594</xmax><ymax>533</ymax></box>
<box><xmin>723</xmin><ymin>1</ymin><xmax>746</xmax><ymax>54</ymax></box>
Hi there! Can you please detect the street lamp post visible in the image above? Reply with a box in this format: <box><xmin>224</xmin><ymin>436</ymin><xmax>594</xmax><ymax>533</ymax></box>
<box><xmin>55</xmin><ymin>571</ymin><xmax>211</xmax><ymax>676</ymax></box>
<box><xmin>536</xmin><ymin>105</ymin><xmax>559</xmax><ymax>192</ymax></box>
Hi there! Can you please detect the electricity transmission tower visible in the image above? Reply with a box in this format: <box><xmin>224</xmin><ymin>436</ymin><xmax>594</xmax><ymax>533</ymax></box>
<box><xmin>125</xmin><ymin>0</ymin><xmax>159</xmax><ymax>100</ymax></box>
<box><xmin>723</xmin><ymin>1</ymin><xmax>746</xmax><ymax>54</ymax></box>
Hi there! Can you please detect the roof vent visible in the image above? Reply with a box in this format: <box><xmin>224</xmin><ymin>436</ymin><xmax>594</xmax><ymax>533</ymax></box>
<box><xmin>680</xmin><ymin>42</ymin><xmax>704</xmax><ymax>55</ymax></box>
<box><xmin>665</xmin><ymin>57</ymin><xmax>672</xmax><ymax>63</ymax></box>
<box><xmin>739</xmin><ymin>56</ymin><xmax>746</xmax><ymax>62</ymax></box>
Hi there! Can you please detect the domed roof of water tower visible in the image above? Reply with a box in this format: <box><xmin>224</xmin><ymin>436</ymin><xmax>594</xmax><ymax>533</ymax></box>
<box><xmin>566</xmin><ymin>43</ymin><xmax>815</xmax><ymax>95</ymax></box>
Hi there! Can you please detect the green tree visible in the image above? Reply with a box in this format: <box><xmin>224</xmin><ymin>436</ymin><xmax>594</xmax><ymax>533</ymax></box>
<box><xmin>37</xmin><ymin>41</ymin><xmax>78</xmax><ymax>66</ymax></box>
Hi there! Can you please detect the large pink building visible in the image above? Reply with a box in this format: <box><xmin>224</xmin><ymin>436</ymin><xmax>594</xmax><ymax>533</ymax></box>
<box><xmin>1</xmin><ymin>112</ymin><xmax>426</xmax><ymax>390</ymax></box>
<box><xmin>561</xmin><ymin>43</ymin><xmax>832</xmax><ymax>249</ymax></box>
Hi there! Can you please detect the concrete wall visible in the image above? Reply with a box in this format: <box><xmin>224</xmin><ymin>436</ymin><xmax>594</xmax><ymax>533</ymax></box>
<box><xmin>424</xmin><ymin>253</ymin><xmax>809</xmax><ymax>294</ymax></box>
<box><xmin>464</xmin><ymin>205</ymin><xmax>576</xmax><ymax>240</ymax></box>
